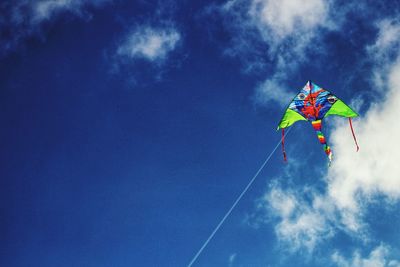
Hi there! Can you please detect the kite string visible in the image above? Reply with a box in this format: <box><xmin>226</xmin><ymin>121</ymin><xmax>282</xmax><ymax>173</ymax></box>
<box><xmin>187</xmin><ymin>127</ymin><xmax>292</xmax><ymax>267</ymax></box>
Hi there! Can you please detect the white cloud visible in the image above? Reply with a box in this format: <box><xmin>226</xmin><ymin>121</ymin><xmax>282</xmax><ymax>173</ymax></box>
<box><xmin>216</xmin><ymin>0</ymin><xmax>334</xmax><ymax>105</ymax></box>
<box><xmin>109</xmin><ymin>25</ymin><xmax>181</xmax><ymax>84</ymax></box>
<box><xmin>253</xmin><ymin>66</ymin><xmax>294</xmax><ymax>107</ymax></box>
<box><xmin>368</xmin><ymin>19</ymin><xmax>400</xmax><ymax>60</ymax></box>
<box><xmin>332</xmin><ymin>245</ymin><xmax>400</xmax><ymax>267</ymax></box>
<box><xmin>261</xmin><ymin>184</ymin><xmax>334</xmax><ymax>252</ymax></box>
<box><xmin>33</xmin><ymin>0</ymin><xmax>82</xmax><ymax>23</ymax></box>
<box><xmin>31</xmin><ymin>0</ymin><xmax>107</xmax><ymax>23</ymax></box>
<box><xmin>367</xmin><ymin>19</ymin><xmax>400</xmax><ymax>91</ymax></box>
<box><xmin>253</xmin><ymin>18</ymin><xmax>400</xmax><ymax>253</ymax></box>
<box><xmin>249</xmin><ymin>0</ymin><xmax>329</xmax><ymax>50</ymax></box>
<box><xmin>326</xmin><ymin>19</ymin><xmax>400</xmax><ymax>229</ymax></box>
<box><xmin>117</xmin><ymin>26</ymin><xmax>181</xmax><ymax>62</ymax></box>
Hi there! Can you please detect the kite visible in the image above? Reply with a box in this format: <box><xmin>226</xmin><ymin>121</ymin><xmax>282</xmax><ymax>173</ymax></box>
<box><xmin>277</xmin><ymin>80</ymin><xmax>359</xmax><ymax>164</ymax></box>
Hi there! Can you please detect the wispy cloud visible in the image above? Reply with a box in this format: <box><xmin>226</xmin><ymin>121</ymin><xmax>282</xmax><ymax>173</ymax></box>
<box><xmin>248</xmin><ymin>0</ymin><xmax>330</xmax><ymax>52</ymax></box>
<box><xmin>32</xmin><ymin>0</ymin><xmax>107</xmax><ymax>23</ymax></box>
<box><xmin>252</xmin><ymin>69</ymin><xmax>295</xmax><ymax>107</ymax></box>
<box><xmin>210</xmin><ymin>0</ymin><xmax>334</xmax><ymax>106</ymax></box>
<box><xmin>105</xmin><ymin>1</ymin><xmax>182</xmax><ymax>85</ymax></box>
<box><xmin>332</xmin><ymin>244</ymin><xmax>400</xmax><ymax>267</ymax></box>
<box><xmin>256</xmin><ymin>183</ymin><xmax>335</xmax><ymax>252</ymax></box>
<box><xmin>0</xmin><ymin>0</ymin><xmax>109</xmax><ymax>56</ymax></box>
<box><xmin>228</xmin><ymin>253</ymin><xmax>236</xmax><ymax>267</ymax></box>
<box><xmin>109</xmin><ymin>24</ymin><xmax>181</xmax><ymax>85</ymax></box>
<box><xmin>367</xmin><ymin>19</ymin><xmax>400</xmax><ymax>91</ymax></box>
<box><xmin>116</xmin><ymin>26</ymin><xmax>181</xmax><ymax>62</ymax></box>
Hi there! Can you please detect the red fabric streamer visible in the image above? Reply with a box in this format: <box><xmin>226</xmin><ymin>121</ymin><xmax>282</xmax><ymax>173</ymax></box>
<box><xmin>282</xmin><ymin>128</ymin><xmax>287</xmax><ymax>162</ymax></box>
<box><xmin>348</xmin><ymin>118</ymin><xmax>360</xmax><ymax>152</ymax></box>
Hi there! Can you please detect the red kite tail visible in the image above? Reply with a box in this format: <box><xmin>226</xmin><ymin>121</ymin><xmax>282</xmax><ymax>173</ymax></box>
<box><xmin>349</xmin><ymin>118</ymin><xmax>360</xmax><ymax>152</ymax></box>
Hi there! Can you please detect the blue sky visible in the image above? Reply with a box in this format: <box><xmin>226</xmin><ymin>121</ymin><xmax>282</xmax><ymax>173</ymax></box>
<box><xmin>1</xmin><ymin>1</ymin><xmax>400</xmax><ymax>266</ymax></box>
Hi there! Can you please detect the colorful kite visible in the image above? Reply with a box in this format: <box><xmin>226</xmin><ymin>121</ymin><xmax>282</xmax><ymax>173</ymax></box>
<box><xmin>277</xmin><ymin>81</ymin><xmax>359</xmax><ymax>163</ymax></box>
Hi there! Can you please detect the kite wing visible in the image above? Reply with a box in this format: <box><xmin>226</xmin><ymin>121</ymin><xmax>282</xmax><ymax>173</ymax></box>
<box><xmin>277</xmin><ymin>81</ymin><xmax>359</xmax><ymax>163</ymax></box>
<box><xmin>278</xmin><ymin>81</ymin><xmax>358</xmax><ymax>129</ymax></box>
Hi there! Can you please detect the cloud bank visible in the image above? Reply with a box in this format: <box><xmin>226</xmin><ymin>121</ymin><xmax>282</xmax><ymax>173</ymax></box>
<box><xmin>327</xmin><ymin>18</ymin><xmax>400</xmax><ymax>227</ymax></box>
<box><xmin>251</xmin><ymin>15</ymin><xmax>400</xmax><ymax>260</ymax></box>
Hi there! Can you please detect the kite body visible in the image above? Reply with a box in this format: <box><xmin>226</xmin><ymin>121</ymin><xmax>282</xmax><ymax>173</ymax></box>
<box><xmin>277</xmin><ymin>81</ymin><xmax>359</xmax><ymax>163</ymax></box>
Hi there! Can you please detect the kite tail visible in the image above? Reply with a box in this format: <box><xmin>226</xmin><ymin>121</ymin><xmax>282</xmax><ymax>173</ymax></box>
<box><xmin>281</xmin><ymin>128</ymin><xmax>287</xmax><ymax>162</ymax></box>
<box><xmin>348</xmin><ymin>118</ymin><xmax>360</xmax><ymax>152</ymax></box>
<box><xmin>311</xmin><ymin>120</ymin><xmax>332</xmax><ymax>163</ymax></box>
